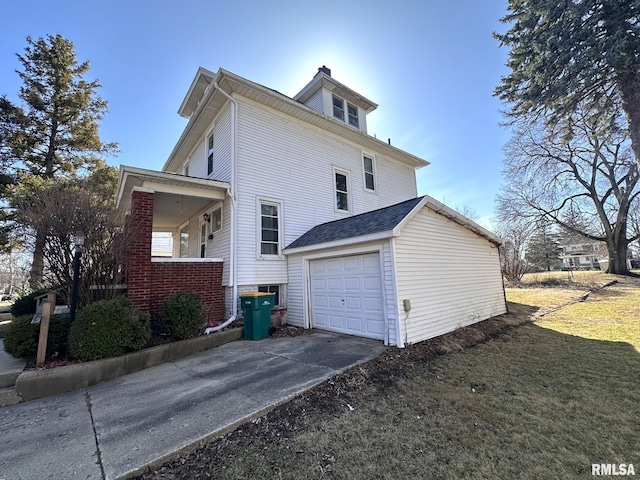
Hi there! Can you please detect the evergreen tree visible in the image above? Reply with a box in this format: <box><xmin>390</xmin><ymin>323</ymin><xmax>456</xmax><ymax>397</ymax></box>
<box><xmin>526</xmin><ymin>231</ymin><xmax>561</xmax><ymax>272</ymax></box>
<box><xmin>0</xmin><ymin>35</ymin><xmax>116</xmax><ymax>287</ymax></box>
<box><xmin>494</xmin><ymin>0</ymin><xmax>640</xmax><ymax>172</ymax></box>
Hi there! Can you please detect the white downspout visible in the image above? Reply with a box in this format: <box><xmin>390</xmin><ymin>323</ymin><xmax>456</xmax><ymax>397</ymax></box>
<box><xmin>205</xmin><ymin>82</ymin><xmax>239</xmax><ymax>334</ymax></box>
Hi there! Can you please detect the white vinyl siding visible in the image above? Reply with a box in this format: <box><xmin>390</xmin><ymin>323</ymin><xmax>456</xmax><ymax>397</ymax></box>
<box><xmin>170</xmin><ymin>102</ymin><xmax>233</xmax><ymax>181</ymax></box>
<box><xmin>305</xmin><ymin>89</ymin><xmax>324</xmax><ymax>114</ymax></box>
<box><xmin>394</xmin><ymin>207</ymin><xmax>506</xmax><ymax>344</ymax></box>
<box><xmin>235</xmin><ymin>98</ymin><xmax>417</xmax><ymax>286</ymax></box>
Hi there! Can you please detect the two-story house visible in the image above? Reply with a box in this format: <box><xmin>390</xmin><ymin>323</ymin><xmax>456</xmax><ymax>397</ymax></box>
<box><xmin>116</xmin><ymin>66</ymin><xmax>506</xmax><ymax>347</ymax></box>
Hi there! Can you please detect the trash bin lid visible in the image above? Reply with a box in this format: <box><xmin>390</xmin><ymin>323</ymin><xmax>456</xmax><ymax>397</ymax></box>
<box><xmin>240</xmin><ymin>292</ymin><xmax>275</xmax><ymax>297</ymax></box>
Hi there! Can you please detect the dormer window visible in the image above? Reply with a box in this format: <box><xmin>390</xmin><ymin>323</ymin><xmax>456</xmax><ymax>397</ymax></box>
<box><xmin>347</xmin><ymin>103</ymin><xmax>359</xmax><ymax>128</ymax></box>
<box><xmin>332</xmin><ymin>95</ymin><xmax>344</xmax><ymax>121</ymax></box>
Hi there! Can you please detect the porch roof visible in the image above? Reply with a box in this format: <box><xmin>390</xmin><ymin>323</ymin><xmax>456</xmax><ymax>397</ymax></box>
<box><xmin>116</xmin><ymin>165</ymin><xmax>230</xmax><ymax>229</ymax></box>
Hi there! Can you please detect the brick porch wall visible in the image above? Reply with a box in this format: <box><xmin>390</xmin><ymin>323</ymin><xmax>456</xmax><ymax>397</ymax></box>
<box><xmin>125</xmin><ymin>188</ymin><xmax>225</xmax><ymax>324</ymax></box>
<box><xmin>150</xmin><ymin>260</ymin><xmax>224</xmax><ymax>323</ymax></box>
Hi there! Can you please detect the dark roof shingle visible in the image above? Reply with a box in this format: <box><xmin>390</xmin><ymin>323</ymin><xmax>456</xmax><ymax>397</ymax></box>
<box><xmin>285</xmin><ymin>196</ymin><xmax>424</xmax><ymax>250</ymax></box>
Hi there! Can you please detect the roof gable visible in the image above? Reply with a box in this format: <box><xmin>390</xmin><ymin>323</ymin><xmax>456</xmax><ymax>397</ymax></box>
<box><xmin>284</xmin><ymin>195</ymin><xmax>502</xmax><ymax>253</ymax></box>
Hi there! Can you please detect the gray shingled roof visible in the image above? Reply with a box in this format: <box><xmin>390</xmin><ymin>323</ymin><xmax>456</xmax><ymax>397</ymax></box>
<box><xmin>285</xmin><ymin>196</ymin><xmax>425</xmax><ymax>250</ymax></box>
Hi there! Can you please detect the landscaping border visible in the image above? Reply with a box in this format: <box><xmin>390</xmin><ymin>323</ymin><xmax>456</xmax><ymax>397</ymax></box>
<box><xmin>15</xmin><ymin>327</ymin><xmax>243</xmax><ymax>401</ymax></box>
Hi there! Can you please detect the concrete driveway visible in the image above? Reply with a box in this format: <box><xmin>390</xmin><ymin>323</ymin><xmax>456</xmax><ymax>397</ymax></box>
<box><xmin>0</xmin><ymin>331</ymin><xmax>385</xmax><ymax>480</ymax></box>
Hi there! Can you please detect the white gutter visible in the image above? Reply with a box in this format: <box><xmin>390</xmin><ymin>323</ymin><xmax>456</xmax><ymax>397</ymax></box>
<box><xmin>205</xmin><ymin>82</ymin><xmax>239</xmax><ymax>334</ymax></box>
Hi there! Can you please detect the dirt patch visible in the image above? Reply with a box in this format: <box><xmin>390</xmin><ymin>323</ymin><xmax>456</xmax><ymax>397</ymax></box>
<box><xmin>134</xmin><ymin>309</ymin><xmax>535</xmax><ymax>480</ymax></box>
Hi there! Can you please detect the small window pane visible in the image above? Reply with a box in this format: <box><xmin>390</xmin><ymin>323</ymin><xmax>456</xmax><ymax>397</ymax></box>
<box><xmin>261</xmin><ymin>243</ymin><xmax>278</xmax><ymax>255</ymax></box>
<box><xmin>332</xmin><ymin>95</ymin><xmax>344</xmax><ymax>120</ymax></box>
<box><xmin>337</xmin><ymin>191</ymin><xmax>349</xmax><ymax>211</ymax></box>
<box><xmin>363</xmin><ymin>156</ymin><xmax>373</xmax><ymax>173</ymax></box>
<box><xmin>365</xmin><ymin>172</ymin><xmax>375</xmax><ymax>190</ymax></box>
<box><xmin>261</xmin><ymin>204</ymin><xmax>278</xmax><ymax>216</ymax></box>
<box><xmin>348</xmin><ymin>103</ymin><xmax>359</xmax><ymax>127</ymax></box>
<box><xmin>179</xmin><ymin>226</ymin><xmax>189</xmax><ymax>258</ymax></box>
<box><xmin>335</xmin><ymin>172</ymin><xmax>347</xmax><ymax>191</ymax></box>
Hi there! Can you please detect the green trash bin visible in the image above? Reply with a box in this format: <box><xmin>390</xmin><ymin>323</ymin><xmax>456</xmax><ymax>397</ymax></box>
<box><xmin>241</xmin><ymin>292</ymin><xmax>275</xmax><ymax>340</ymax></box>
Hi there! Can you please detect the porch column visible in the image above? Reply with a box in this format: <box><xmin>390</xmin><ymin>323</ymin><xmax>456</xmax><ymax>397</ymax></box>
<box><xmin>127</xmin><ymin>188</ymin><xmax>154</xmax><ymax>312</ymax></box>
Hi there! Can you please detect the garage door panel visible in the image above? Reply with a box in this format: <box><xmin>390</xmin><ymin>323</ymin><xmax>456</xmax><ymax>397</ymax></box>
<box><xmin>327</xmin><ymin>278</ymin><xmax>343</xmax><ymax>291</ymax></box>
<box><xmin>344</xmin><ymin>296</ymin><xmax>362</xmax><ymax>310</ymax></box>
<box><xmin>328</xmin><ymin>296</ymin><xmax>343</xmax><ymax>308</ymax></box>
<box><xmin>310</xmin><ymin>253</ymin><xmax>384</xmax><ymax>341</ymax></box>
<box><xmin>364</xmin><ymin>296</ymin><xmax>383</xmax><ymax>312</ymax></box>
<box><xmin>343</xmin><ymin>277</ymin><xmax>361</xmax><ymax>291</ymax></box>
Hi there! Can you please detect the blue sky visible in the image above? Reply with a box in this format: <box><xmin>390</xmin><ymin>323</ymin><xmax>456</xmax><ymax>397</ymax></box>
<box><xmin>0</xmin><ymin>0</ymin><xmax>510</xmax><ymax>228</ymax></box>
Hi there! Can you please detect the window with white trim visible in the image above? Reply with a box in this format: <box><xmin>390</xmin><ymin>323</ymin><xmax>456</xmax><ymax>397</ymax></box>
<box><xmin>335</xmin><ymin>169</ymin><xmax>350</xmax><ymax>212</ymax></box>
<box><xmin>332</xmin><ymin>95</ymin><xmax>344</xmax><ymax>121</ymax></box>
<box><xmin>259</xmin><ymin>202</ymin><xmax>280</xmax><ymax>256</ymax></box>
<box><xmin>363</xmin><ymin>154</ymin><xmax>375</xmax><ymax>191</ymax></box>
<box><xmin>207</xmin><ymin>132</ymin><xmax>214</xmax><ymax>176</ymax></box>
<box><xmin>210</xmin><ymin>207</ymin><xmax>222</xmax><ymax>233</ymax></box>
<box><xmin>347</xmin><ymin>103</ymin><xmax>359</xmax><ymax>128</ymax></box>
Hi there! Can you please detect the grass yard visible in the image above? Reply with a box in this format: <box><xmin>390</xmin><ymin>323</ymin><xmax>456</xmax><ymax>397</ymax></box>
<box><xmin>139</xmin><ymin>274</ymin><xmax>640</xmax><ymax>480</ymax></box>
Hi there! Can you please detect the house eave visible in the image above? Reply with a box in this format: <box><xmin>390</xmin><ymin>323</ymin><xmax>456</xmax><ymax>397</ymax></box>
<box><xmin>283</xmin><ymin>231</ymin><xmax>395</xmax><ymax>256</ymax></box>
<box><xmin>116</xmin><ymin>165</ymin><xmax>230</xmax><ymax>213</ymax></box>
<box><xmin>162</xmin><ymin>68</ymin><xmax>429</xmax><ymax>173</ymax></box>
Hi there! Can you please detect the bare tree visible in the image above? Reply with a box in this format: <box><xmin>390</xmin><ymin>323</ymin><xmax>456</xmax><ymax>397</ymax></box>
<box><xmin>498</xmin><ymin>105</ymin><xmax>640</xmax><ymax>275</ymax></box>
<box><xmin>494</xmin><ymin>218</ymin><xmax>531</xmax><ymax>282</ymax></box>
<box><xmin>11</xmin><ymin>163</ymin><xmax>130</xmax><ymax>306</ymax></box>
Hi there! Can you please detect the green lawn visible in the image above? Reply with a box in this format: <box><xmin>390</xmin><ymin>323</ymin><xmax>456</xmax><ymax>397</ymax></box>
<box><xmin>140</xmin><ymin>279</ymin><xmax>640</xmax><ymax>480</ymax></box>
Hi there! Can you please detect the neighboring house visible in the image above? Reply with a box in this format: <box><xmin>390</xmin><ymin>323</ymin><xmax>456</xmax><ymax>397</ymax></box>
<box><xmin>116</xmin><ymin>66</ymin><xmax>507</xmax><ymax>347</ymax></box>
<box><xmin>558</xmin><ymin>240</ymin><xmax>606</xmax><ymax>270</ymax></box>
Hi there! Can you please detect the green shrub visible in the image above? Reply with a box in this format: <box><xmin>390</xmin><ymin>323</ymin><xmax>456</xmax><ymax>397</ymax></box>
<box><xmin>161</xmin><ymin>292</ymin><xmax>204</xmax><ymax>340</ymax></box>
<box><xmin>10</xmin><ymin>289</ymin><xmax>49</xmax><ymax>317</ymax></box>
<box><xmin>69</xmin><ymin>298</ymin><xmax>151</xmax><ymax>361</ymax></box>
<box><xmin>3</xmin><ymin>314</ymin><xmax>69</xmax><ymax>359</ymax></box>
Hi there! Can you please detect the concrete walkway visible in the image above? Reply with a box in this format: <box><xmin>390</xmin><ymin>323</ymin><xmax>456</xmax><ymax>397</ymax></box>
<box><xmin>0</xmin><ymin>338</ymin><xmax>26</xmax><ymax>390</ymax></box>
<box><xmin>0</xmin><ymin>332</ymin><xmax>385</xmax><ymax>480</ymax></box>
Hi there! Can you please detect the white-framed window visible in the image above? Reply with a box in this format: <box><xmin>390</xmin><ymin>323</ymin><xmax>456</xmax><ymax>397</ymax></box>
<box><xmin>362</xmin><ymin>154</ymin><xmax>376</xmax><ymax>192</ymax></box>
<box><xmin>258</xmin><ymin>198</ymin><xmax>282</xmax><ymax>258</ymax></box>
<box><xmin>207</xmin><ymin>131</ymin><xmax>214</xmax><ymax>176</ymax></box>
<box><xmin>258</xmin><ymin>285</ymin><xmax>280</xmax><ymax>306</ymax></box>
<box><xmin>334</xmin><ymin>168</ymin><xmax>350</xmax><ymax>212</ymax></box>
<box><xmin>210</xmin><ymin>206</ymin><xmax>222</xmax><ymax>233</ymax></box>
<box><xmin>179</xmin><ymin>224</ymin><xmax>189</xmax><ymax>258</ymax></box>
<box><xmin>199</xmin><ymin>222</ymin><xmax>207</xmax><ymax>258</ymax></box>
<box><xmin>332</xmin><ymin>95</ymin><xmax>344</xmax><ymax>121</ymax></box>
<box><xmin>347</xmin><ymin>103</ymin><xmax>359</xmax><ymax>128</ymax></box>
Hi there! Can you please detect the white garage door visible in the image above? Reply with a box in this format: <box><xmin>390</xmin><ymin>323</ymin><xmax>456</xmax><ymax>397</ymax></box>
<box><xmin>309</xmin><ymin>252</ymin><xmax>385</xmax><ymax>340</ymax></box>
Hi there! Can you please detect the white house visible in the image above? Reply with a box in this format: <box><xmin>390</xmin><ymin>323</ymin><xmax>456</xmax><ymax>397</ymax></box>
<box><xmin>116</xmin><ymin>66</ymin><xmax>507</xmax><ymax>347</ymax></box>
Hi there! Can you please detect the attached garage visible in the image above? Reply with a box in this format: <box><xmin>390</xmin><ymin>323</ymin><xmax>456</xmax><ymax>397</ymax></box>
<box><xmin>284</xmin><ymin>195</ymin><xmax>507</xmax><ymax>347</ymax></box>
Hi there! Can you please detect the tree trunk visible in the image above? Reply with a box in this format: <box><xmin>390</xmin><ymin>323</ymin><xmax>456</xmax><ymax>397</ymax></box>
<box><xmin>617</xmin><ymin>72</ymin><xmax>640</xmax><ymax>175</ymax></box>
<box><xmin>605</xmin><ymin>236</ymin><xmax>629</xmax><ymax>275</ymax></box>
<box><xmin>29</xmin><ymin>228</ymin><xmax>46</xmax><ymax>288</ymax></box>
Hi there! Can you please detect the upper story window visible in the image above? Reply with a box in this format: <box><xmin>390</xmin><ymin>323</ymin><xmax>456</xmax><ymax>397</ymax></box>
<box><xmin>347</xmin><ymin>103</ymin><xmax>359</xmax><ymax>128</ymax></box>
<box><xmin>363</xmin><ymin>154</ymin><xmax>375</xmax><ymax>191</ymax></box>
<box><xmin>207</xmin><ymin>132</ymin><xmax>214</xmax><ymax>176</ymax></box>
<box><xmin>335</xmin><ymin>169</ymin><xmax>350</xmax><ymax>212</ymax></box>
<box><xmin>259</xmin><ymin>201</ymin><xmax>280</xmax><ymax>256</ymax></box>
<box><xmin>332</xmin><ymin>95</ymin><xmax>344</xmax><ymax>121</ymax></box>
